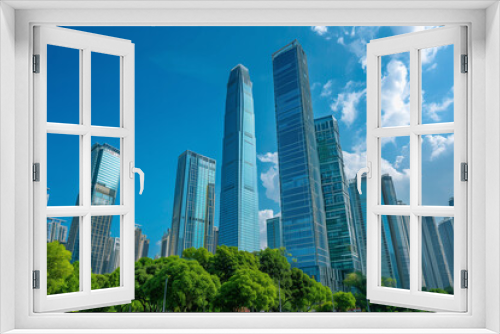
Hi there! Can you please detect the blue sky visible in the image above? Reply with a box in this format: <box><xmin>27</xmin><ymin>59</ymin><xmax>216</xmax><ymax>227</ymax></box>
<box><xmin>47</xmin><ymin>26</ymin><xmax>455</xmax><ymax>258</ymax></box>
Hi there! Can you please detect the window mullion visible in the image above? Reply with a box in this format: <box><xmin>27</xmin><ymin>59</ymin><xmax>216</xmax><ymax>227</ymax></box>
<box><xmin>409</xmin><ymin>47</ymin><xmax>420</xmax><ymax>294</ymax></box>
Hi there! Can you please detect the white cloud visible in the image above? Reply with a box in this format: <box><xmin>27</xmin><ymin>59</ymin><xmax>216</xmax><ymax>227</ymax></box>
<box><xmin>426</xmin><ymin>135</ymin><xmax>454</xmax><ymax>160</ymax></box>
<box><xmin>336</xmin><ymin>27</ymin><xmax>380</xmax><ymax>70</ymax></box>
<box><xmin>426</xmin><ymin>63</ymin><xmax>438</xmax><ymax>72</ymax></box>
<box><xmin>424</xmin><ymin>96</ymin><xmax>453</xmax><ymax>122</ymax></box>
<box><xmin>394</xmin><ymin>155</ymin><xmax>405</xmax><ymax>169</ymax></box>
<box><xmin>342</xmin><ymin>149</ymin><xmax>367</xmax><ymax>181</ymax></box>
<box><xmin>311</xmin><ymin>82</ymin><xmax>321</xmax><ymax>91</ymax></box>
<box><xmin>311</xmin><ymin>26</ymin><xmax>328</xmax><ymax>36</ymax></box>
<box><xmin>321</xmin><ymin>80</ymin><xmax>334</xmax><ymax>98</ymax></box>
<box><xmin>258</xmin><ymin>152</ymin><xmax>280</xmax><ymax>203</ymax></box>
<box><xmin>330</xmin><ymin>81</ymin><xmax>366</xmax><ymax>126</ymax></box>
<box><xmin>258</xmin><ymin>209</ymin><xmax>275</xmax><ymax>249</ymax></box>
<box><xmin>381</xmin><ymin>58</ymin><xmax>410</xmax><ymax>127</ymax></box>
<box><xmin>337</xmin><ymin>36</ymin><xmax>345</xmax><ymax>45</ymax></box>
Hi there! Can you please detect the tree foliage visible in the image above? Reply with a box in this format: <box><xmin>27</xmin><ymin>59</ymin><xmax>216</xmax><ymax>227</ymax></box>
<box><xmin>47</xmin><ymin>241</ymin><xmax>75</xmax><ymax>295</ymax></box>
<box><xmin>333</xmin><ymin>291</ymin><xmax>356</xmax><ymax>312</ymax></box>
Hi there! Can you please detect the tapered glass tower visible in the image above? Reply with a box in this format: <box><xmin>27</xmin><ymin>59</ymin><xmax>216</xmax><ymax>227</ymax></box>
<box><xmin>169</xmin><ymin>150</ymin><xmax>216</xmax><ymax>256</ymax></box>
<box><xmin>218</xmin><ymin>64</ymin><xmax>260</xmax><ymax>252</ymax></box>
<box><xmin>272</xmin><ymin>40</ymin><xmax>332</xmax><ymax>287</ymax></box>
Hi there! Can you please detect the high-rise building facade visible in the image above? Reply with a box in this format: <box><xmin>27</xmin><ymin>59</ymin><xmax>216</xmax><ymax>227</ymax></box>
<box><xmin>169</xmin><ymin>151</ymin><xmax>216</xmax><ymax>256</ymax></box>
<box><xmin>218</xmin><ymin>64</ymin><xmax>260</xmax><ymax>252</ymax></box>
<box><xmin>315</xmin><ymin>116</ymin><xmax>361</xmax><ymax>276</ymax></box>
<box><xmin>381</xmin><ymin>174</ymin><xmax>411</xmax><ymax>289</ymax></box>
<box><xmin>266</xmin><ymin>217</ymin><xmax>283</xmax><ymax>249</ymax></box>
<box><xmin>422</xmin><ymin>216</ymin><xmax>453</xmax><ymax>290</ymax></box>
<box><xmin>103</xmin><ymin>237</ymin><xmax>120</xmax><ymax>274</ymax></box>
<box><xmin>47</xmin><ymin>218</ymin><xmax>68</xmax><ymax>244</ymax></box>
<box><xmin>209</xmin><ymin>226</ymin><xmax>219</xmax><ymax>254</ymax></box>
<box><xmin>160</xmin><ymin>229</ymin><xmax>171</xmax><ymax>258</ymax></box>
<box><xmin>66</xmin><ymin>143</ymin><xmax>120</xmax><ymax>274</ymax></box>
<box><xmin>272</xmin><ymin>40</ymin><xmax>332</xmax><ymax>287</ymax></box>
<box><xmin>134</xmin><ymin>225</ymin><xmax>150</xmax><ymax>261</ymax></box>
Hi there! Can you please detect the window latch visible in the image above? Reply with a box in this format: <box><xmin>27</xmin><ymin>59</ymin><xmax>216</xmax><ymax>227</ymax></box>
<box><xmin>129</xmin><ymin>162</ymin><xmax>145</xmax><ymax>195</ymax></box>
<box><xmin>356</xmin><ymin>162</ymin><xmax>371</xmax><ymax>195</ymax></box>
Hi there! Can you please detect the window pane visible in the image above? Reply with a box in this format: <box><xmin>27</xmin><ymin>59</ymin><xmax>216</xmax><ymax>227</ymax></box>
<box><xmin>380</xmin><ymin>215</ymin><xmax>410</xmax><ymax>290</ymax></box>
<box><xmin>90</xmin><ymin>137</ymin><xmax>121</xmax><ymax>206</ymax></box>
<box><xmin>421</xmin><ymin>216</ymin><xmax>454</xmax><ymax>295</ymax></box>
<box><xmin>421</xmin><ymin>45</ymin><xmax>454</xmax><ymax>124</ymax></box>
<box><xmin>47</xmin><ymin>134</ymin><xmax>80</xmax><ymax>206</ymax></box>
<box><xmin>91</xmin><ymin>215</ymin><xmax>121</xmax><ymax>287</ymax></box>
<box><xmin>381</xmin><ymin>136</ymin><xmax>410</xmax><ymax>206</ymax></box>
<box><xmin>380</xmin><ymin>52</ymin><xmax>410</xmax><ymax>127</ymax></box>
<box><xmin>421</xmin><ymin>134</ymin><xmax>454</xmax><ymax>206</ymax></box>
<box><xmin>47</xmin><ymin>45</ymin><xmax>80</xmax><ymax>124</ymax></box>
<box><xmin>47</xmin><ymin>216</ymin><xmax>80</xmax><ymax>295</ymax></box>
<box><xmin>91</xmin><ymin>52</ymin><xmax>120</xmax><ymax>127</ymax></box>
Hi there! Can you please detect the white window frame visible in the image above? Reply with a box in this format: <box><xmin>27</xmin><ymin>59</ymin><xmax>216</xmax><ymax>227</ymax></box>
<box><xmin>365</xmin><ymin>26</ymin><xmax>467</xmax><ymax>312</ymax></box>
<box><xmin>0</xmin><ymin>1</ymin><xmax>499</xmax><ymax>333</ymax></box>
<box><xmin>33</xmin><ymin>26</ymin><xmax>136</xmax><ymax>312</ymax></box>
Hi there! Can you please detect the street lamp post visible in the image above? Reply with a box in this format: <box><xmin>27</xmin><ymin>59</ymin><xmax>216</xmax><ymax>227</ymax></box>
<box><xmin>162</xmin><ymin>276</ymin><xmax>169</xmax><ymax>312</ymax></box>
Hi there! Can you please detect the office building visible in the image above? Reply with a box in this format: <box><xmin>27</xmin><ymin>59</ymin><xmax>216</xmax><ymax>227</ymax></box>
<box><xmin>422</xmin><ymin>216</ymin><xmax>453</xmax><ymax>290</ymax></box>
<box><xmin>66</xmin><ymin>143</ymin><xmax>120</xmax><ymax>274</ymax></box>
<box><xmin>103</xmin><ymin>237</ymin><xmax>120</xmax><ymax>274</ymax></box>
<box><xmin>218</xmin><ymin>64</ymin><xmax>260</xmax><ymax>252</ymax></box>
<box><xmin>135</xmin><ymin>225</ymin><xmax>150</xmax><ymax>261</ymax></box>
<box><xmin>160</xmin><ymin>229</ymin><xmax>171</xmax><ymax>258</ymax></box>
<box><xmin>266</xmin><ymin>216</ymin><xmax>283</xmax><ymax>250</ymax></box>
<box><xmin>272</xmin><ymin>40</ymin><xmax>332</xmax><ymax>287</ymax></box>
<box><xmin>210</xmin><ymin>226</ymin><xmax>219</xmax><ymax>254</ymax></box>
<box><xmin>169</xmin><ymin>151</ymin><xmax>216</xmax><ymax>256</ymax></box>
<box><xmin>47</xmin><ymin>218</ymin><xmax>68</xmax><ymax>244</ymax></box>
<box><xmin>315</xmin><ymin>116</ymin><xmax>361</xmax><ymax>276</ymax></box>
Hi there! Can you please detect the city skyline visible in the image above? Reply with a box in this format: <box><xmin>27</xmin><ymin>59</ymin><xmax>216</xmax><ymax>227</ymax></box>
<box><xmin>47</xmin><ymin>26</ymin><xmax>455</xmax><ymax>261</ymax></box>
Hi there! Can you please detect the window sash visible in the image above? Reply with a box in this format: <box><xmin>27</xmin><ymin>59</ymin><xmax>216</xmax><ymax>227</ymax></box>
<box><xmin>33</xmin><ymin>25</ymin><xmax>136</xmax><ymax>313</ymax></box>
<box><xmin>366</xmin><ymin>25</ymin><xmax>468</xmax><ymax>312</ymax></box>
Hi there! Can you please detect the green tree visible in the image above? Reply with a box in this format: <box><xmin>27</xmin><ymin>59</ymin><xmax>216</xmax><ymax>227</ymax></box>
<box><xmin>183</xmin><ymin>247</ymin><xmax>213</xmax><ymax>271</ymax></box>
<box><xmin>209</xmin><ymin>245</ymin><xmax>260</xmax><ymax>283</ymax></box>
<box><xmin>333</xmin><ymin>291</ymin><xmax>356</xmax><ymax>312</ymax></box>
<box><xmin>215</xmin><ymin>269</ymin><xmax>277</xmax><ymax>312</ymax></box>
<box><xmin>256</xmin><ymin>247</ymin><xmax>293</xmax><ymax>311</ymax></box>
<box><xmin>429</xmin><ymin>288</ymin><xmax>448</xmax><ymax>294</ymax></box>
<box><xmin>47</xmin><ymin>241</ymin><xmax>74</xmax><ymax>295</ymax></box>
<box><xmin>287</xmin><ymin>267</ymin><xmax>317</xmax><ymax>311</ymax></box>
<box><xmin>142</xmin><ymin>256</ymin><xmax>220</xmax><ymax>312</ymax></box>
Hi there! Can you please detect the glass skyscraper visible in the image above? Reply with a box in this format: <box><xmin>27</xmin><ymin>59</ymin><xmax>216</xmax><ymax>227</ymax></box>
<box><xmin>266</xmin><ymin>217</ymin><xmax>282</xmax><ymax>249</ymax></box>
<box><xmin>422</xmin><ymin>216</ymin><xmax>453</xmax><ymax>290</ymax></box>
<box><xmin>218</xmin><ymin>64</ymin><xmax>260</xmax><ymax>252</ymax></box>
<box><xmin>169</xmin><ymin>150</ymin><xmax>216</xmax><ymax>256</ymax></box>
<box><xmin>315</xmin><ymin>116</ymin><xmax>361</xmax><ymax>276</ymax></box>
<box><xmin>66</xmin><ymin>143</ymin><xmax>121</xmax><ymax>274</ymax></box>
<box><xmin>272</xmin><ymin>40</ymin><xmax>332</xmax><ymax>287</ymax></box>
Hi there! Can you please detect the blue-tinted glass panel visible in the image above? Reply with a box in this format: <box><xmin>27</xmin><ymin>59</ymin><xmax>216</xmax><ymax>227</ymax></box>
<box><xmin>381</xmin><ymin>136</ymin><xmax>410</xmax><ymax>206</ymax></box>
<box><xmin>421</xmin><ymin>216</ymin><xmax>454</xmax><ymax>294</ymax></box>
<box><xmin>421</xmin><ymin>134</ymin><xmax>454</xmax><ymax>206</ymax></box>
<box><xmin>47</xmin><ymin>216</ymin><xmax>79</xmax><ymax>295</ymax></box>
<box><xmin>91</xmin><ymin>137</ymin><xmax>121</xmax><ymax>206</ymax></box>
<box><xmin>91</xmin><ymin>52</ymin><xmax>120</xmax><ymax>127</ymax></box>
<box><xmin>381</xmin><ymin>215</ymin><xmax>410</xmax><ymax>290</ymax></box>
<box><xmin>421</xmin><ymin>45</ymin><xmax>454</xmax><ymax>124</ymax></box>
<box><xmin>47</xmin><ymin>134</ymin><xmax>80</xmax><ymax>206</ymax></box>
<box><xmin>91</xmin><ymin>215</ymin><xmax>121</xmax><ymax>285</ymax></box>
<box><xmin>47</xmin><ymin>45</ymin><xmax>80</xmax><ymax>124</ymax></box>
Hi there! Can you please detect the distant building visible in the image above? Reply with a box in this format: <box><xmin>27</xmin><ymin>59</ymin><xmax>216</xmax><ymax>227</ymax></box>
<box><xmin>66</xmin><ymin>143</ymin><xmax>120</xmax><ymax>274</ymax></box>
<box><xmin>160</xmin><ymin>229</ymin><xmax>171</xmax><ymax>258</ymax></box>
<box><xmin>47</xmin><ymin>218</ymin><xmax>68</xmax><ymax>244</ymax></box>
<box><xmin>272</xmin><ymin>40</ymin><xmax>332</xmax><ymax>289</ymax></box>
<box><xmin>103</xmin><ymin>237</ymin><xmax>120</xmax><ymax>274</ymax></box>
<box><xmin>422</xmin><ymin>216</ymin><xmax>453</xmax><ymax>290</ymax></box>
<box><xmin>438</xmin><ymin>217</ymin><xmax>454</xmax><ymax>276</ymax></box>
<box><xmin>266</xmin><ymin>217</ymin><xmax>282</xmax><ymax>249</ymax></box>
<box><xmin>315</xmin><ymin>115</ymin><xmax>361</xmax><ymax>276</ymax></box>
<box><xmin>134</xmin><ymin>225</ymin><xmax>150</xmax><ymax>261</ymax></box>
<box><xmin>169</xmin><ymin>151</ymin><xmax>216</xmax><ymax>256</ymax></box>
<box><xmin>348</xmin><ymin>177</ymin><xmax>367</xmax><ymax>275</ymax></box>
<box><xmin>218</xmin><ymin>64</ymin><xmax>260</xmax><ymax>252</ymax></box>
<box><xmin>210</xmin><ymin>226</ymin><xmax>219</xmax><ymax>254</ymax></box>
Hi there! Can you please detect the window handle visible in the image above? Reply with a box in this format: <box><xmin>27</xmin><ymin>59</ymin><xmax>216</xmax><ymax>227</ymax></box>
<box><xmin>129</xmin><ymin>162</ymin><xmax>144</xmax><ymax>195</ymax></box>
<box><xmin>356</xmin><ymin>161</ymin><xmax>371</xmax><ymax>195</ymax></box>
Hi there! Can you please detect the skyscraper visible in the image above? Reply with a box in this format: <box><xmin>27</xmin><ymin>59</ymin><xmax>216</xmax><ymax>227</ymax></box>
<box><xmin>66</xmin><ymin>143</ymin><xmax>120</xmax><ymax>274</ymax></box>
<box><xmin>169</xmin><ymin>150</ymin><xmax>216</xmax><ymax>256</ymax></box>
<box><xmin>315</xmin><ymin>116</ymin><xmax>361</xmax><ymax>276</ymax></box>
<box><xmin>134</xmin><ymin>225</ymin><xmax>150</xmax><ymax>261</ymax></box>
<box><xmin>381</xmin><ymin>174</ymin><xmax>411</xmax><ymax>289</ymax></box>
<box><xmin>160</xmin><ymin>229</ymin><xmax>171</xmax><ymax>258</ymax></box>
<box><xmin>210</xmin><ymin>226</ymin><xmax>219</xmax><ymax>254</ymax></box>
<box><xmin>422</xmin><ymin>216</ymin><xmax>453</xmax><ymax>290</ymax></box>
<box><xmin>218</xmin><ymin>64</ymin><xmax>260</xmax><ymax>252</ymax></box>
<box><xmin>47</xmin><ymin>218</ymin><xmax>68</xmax><ymax>244</ymax></box>
<box><xmin>103</xmin><ymin>237</ymin><xmax>120</xmax><ymax>274</ymax></box>
<box><xmin>272</xmin><ymin>40</ymin><xmax>332</xmax><ymax>287</ymax></box>
<box><xmin>266</xmin><ymin>217</ymin><xmax>283</xmax><ymax>249</ymax></box>
<box><xmin>438</xmin><ymin>217</ymin><xmax>454</xmax><ymax>276</ymax></box>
